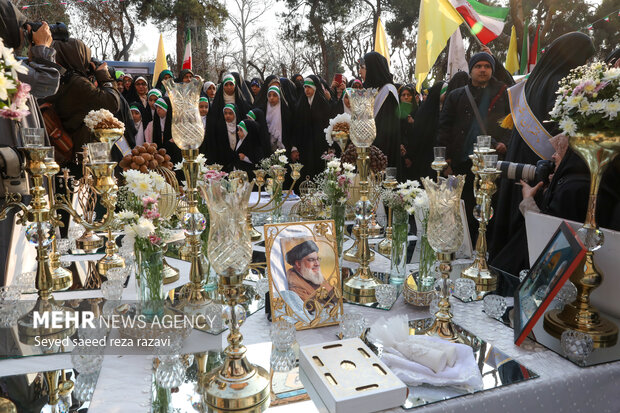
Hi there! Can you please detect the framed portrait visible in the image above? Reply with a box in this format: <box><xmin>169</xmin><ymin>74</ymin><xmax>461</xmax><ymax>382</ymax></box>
<box><xmin>514</xmin><ymin>221</ymin><xmax>586</xmax><ymax>346</ymax></box>
<box><xmin>264</xmin><ymin>220</ymin><xmax>343</xmax><ymax>330</ymax></box>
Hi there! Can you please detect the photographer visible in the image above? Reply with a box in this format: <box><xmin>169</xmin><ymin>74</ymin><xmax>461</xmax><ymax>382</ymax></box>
<box><xmin>0</xmin><ymin>0</ymin><xmax>61</xmax><ymax>284</ymax></box>
<box><xmin>45</xmin><ymin>38</ymin><xmax>120</xmax><ymax>156</ymax></box>
<box><xmin>491</xmin><ymin>134</ymin><xmax>620</xmax><ymax>274</ymax></box>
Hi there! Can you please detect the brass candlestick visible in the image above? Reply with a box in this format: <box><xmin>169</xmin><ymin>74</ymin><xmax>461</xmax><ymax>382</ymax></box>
<box><xmin>202</xmin><ymin>175</ymin><xmax>269</xmax><ymax>410</ymax></box>
<box><xmin>0</xmin><ymin>144</ymin><xmax>76</xmax><ymax>343</ymax></box>
<box><xmin>342</xmin><ymin>88</ymin><xmax>381</xmax><ymax>304</ymax></box>
<box><xmin>377</xmin><ymin>168</ymin><xmax>398</xmax><ymax>255</ymax></box>
<box><xmin>544</xmin><ymin>132</ymin><xmax>619</xmax><ymax>348</ymax></box>
<box><xmin>44</xmin><ymin>149</ymin><xmax>73</xmax><ymax>291</ymax></box>
<box><xmin>245</xmin><ymin>163</ymin><xmax>302</xmax><ymax>242</ymax></box>
<box><xmin>461</xmin><ymin>150</ymin><xmax>499</xmax><ymax>295</ymax></box>
<box><xmin>176</xmin><ymin>148</ymin><xmax>210</xmax><ymax>305</ymax></box>
<box><xmin>62</xmin><ymin>150</ymin><xmax>104</xmax><ymax>253</ymax></box>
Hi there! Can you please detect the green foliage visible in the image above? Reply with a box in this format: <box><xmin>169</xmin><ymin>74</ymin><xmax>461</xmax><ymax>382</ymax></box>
<box><xmin>593</xmin><ymin>0</ymin><xmax>620</xmax><ymax>60</ymax></box>
<box><xmin>138</xmin><ymin>0</ymin><xmax>228</xmax><ymax>27</ymax></box>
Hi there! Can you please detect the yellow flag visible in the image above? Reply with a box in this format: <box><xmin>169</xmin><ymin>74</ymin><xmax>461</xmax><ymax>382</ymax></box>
<box><xmin>505</xmin><ymin>25</ymin><xmax>519</xmax><ymax>75</ymax></box>
<box><xmin>153</xmin><ymin>34</ymin><xmax>168</xmax><ymax>84</ymax></box>
<box><xmin>415</xmin><ymin>0</ymin><xmax>464</xmax><ymax>92</ymax></box>
<box><xmin>374</xmin><ymin>17</ymin><xmax>390</xmax><ymax>67</ymax></box>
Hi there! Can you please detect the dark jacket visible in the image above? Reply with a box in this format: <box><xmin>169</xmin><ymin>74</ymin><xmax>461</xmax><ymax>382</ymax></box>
<box><xmin>46</xmin><ymin>70</ymin><xmax>121</xmax><ymax>151</ymax></box>
<box><xmin>437</xmin><ymin>78</ymin><xmax>510</xmax><ymax>164</ymax></box>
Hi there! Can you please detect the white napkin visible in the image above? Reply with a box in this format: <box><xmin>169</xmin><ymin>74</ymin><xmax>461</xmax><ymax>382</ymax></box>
<box><xmin>368</xmin><ymin>316</ymin><xmax>483</xmax><ymax>391</ymax></box>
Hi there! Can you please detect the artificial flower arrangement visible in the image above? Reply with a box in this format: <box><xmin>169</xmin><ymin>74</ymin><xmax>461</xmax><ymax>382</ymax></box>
<box><xmin>0</xmin><ymin>38</ymin><xmax>31</xmax><ymax>120</ymax></box>
<box><xmin>116</xmin><ymin>169</ymin><xmax>172</xmax><ymax>251</ymax></box>
<box><xmin>381</xmin><ymin>180</ymin><xmax>426</xmax><ymax>215</ymax></box>
<box><xmin>550</xmin><ymin>62</ymin><xmax>620</xmax><ymax>136</ymax></box>
<box><xmin>314</xmin><ymin>157</ymin><xmax>356</xmax><ymax>206</ymax></box>
<box><xmin>323</xmin><ymin>113</ymin><xmax>351</xmax><ymax>146</ymax></box>
<box><xmin>258</xmin><ymin>148</ymin><xmax>289</xmax><ymax>177</ymax></box>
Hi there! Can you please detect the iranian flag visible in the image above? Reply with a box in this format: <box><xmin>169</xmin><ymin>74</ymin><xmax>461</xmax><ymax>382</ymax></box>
<box><xmin>182</xmin><ymin>29</ymin><xmax>192</xmax><ymax>70</ymax></box>
<box><xmin>450</xmin><ymin>0</ymin><xmax>509</xmax><ymax>45</ymax></box>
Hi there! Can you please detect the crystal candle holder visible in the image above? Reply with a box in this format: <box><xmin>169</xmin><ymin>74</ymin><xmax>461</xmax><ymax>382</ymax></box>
<box><xmin>22</xmin><ymin>127</ymin><xmax>45</xmax><ymax>147</ymax></box>
<box><xmin>476</xmin><ymin>135</ymin><xmax>492</xmax><ymax>152</ymax></box>
<box><xmin>483</xmin><ymin>154</ymin><xmax>498</xmax><ymax>171</ymax></box>
<box><xmin>87</xmin><ymin>142</ymin><xmax>110</xmax><ymax>163</ymax></box>
<box><xmin>339</xmin><ymin>313</ymin><xmax>366</xmax><ymax>339</ymax></box>
<box><xmin>374</xmin><ymin>284</ymin><xmax>397</xmax><ymax>308</ymax></box>
<box><xmin>561</xmin><ymin>330</ymin><xmax>594</xmax><ymax>364</ymax></box>
<box><xmin>454</xmin><ymin>278</ymin><xmax>476</xmax><ymax>301</ymax></box>
<box><xmin>101</xmin><ymin>280</ymin><xmax>123</xmax><ymax>301</ymax></box>
<box><xmin>483</xmin><ymin>295</ymin><xmax>507</xmax><ymax>320</ymax></box>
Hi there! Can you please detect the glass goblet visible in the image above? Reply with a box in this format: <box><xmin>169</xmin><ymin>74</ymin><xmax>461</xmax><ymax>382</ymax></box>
<box><xmin>483</xmin><ymin>295</ymin><xmax>507</xmax><ymax>320</ymax></box>
<box><xmin>454</xmin><ymin>278</ymin><xmax>476</xmax><ymax>301</ymax></box>
<box><xmin>339</xmin><ymin>313</ymin><xmax>366</xmax><ymax>339</ymax></box>
<box><xmin>561</xmin><ymin>330</ymin><xmax>593</xmax><ymax>364</ymax></box>
<box><xmin>374</xmin><ymin>284</ymin><xmax>398</xmax><ymax>308</ymax></box>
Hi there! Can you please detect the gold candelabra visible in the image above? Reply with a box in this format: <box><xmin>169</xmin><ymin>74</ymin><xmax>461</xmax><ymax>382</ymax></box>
<box><xmin>44</xmin><ymin>148</ymin><xmax>73</xmax><ymax>291</ymax></box>
<box><xmin>62</xmin><ymin>150</ymin><xmax>104</xmax><ymax>253</ymax></box>
<box><xmin>245</xmin><ymin>163</ymin><xmax>302</xmax><ymax>241</ymax></box>
<box><xmin>377</xmin><ymin>168</ymin><xmax>398</xmax><ymax>255</ymax></box>
<box><xmin>460</xmin><ymin>147</ymin><xmax>499</xmax><ymax>295</ymax></box>
<box><xmin>0</xmin><ymin>143</ymin><xmax>76</xmax><ymax>343</ymax></box>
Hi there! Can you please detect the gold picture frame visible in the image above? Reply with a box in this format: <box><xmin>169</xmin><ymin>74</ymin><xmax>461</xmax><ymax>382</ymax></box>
<box><xmin>264</xmin><ymin>220</ymin><xmax>343</xmax><ymax>330</ymax></box>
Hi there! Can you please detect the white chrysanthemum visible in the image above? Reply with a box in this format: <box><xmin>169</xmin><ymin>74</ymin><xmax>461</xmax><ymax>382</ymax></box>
<box><xmin>173</xmin><ymin>161</ymin><xmax>183</xmax><ymax>171</ymax></box>
<box><xmin>0</xmin><ymin>71</ymin><xmax>15</xmax><ymax>101</ymax></box>
<box><xmin>605</xmin><ymin>100</ymin><xmax>620</xmax><ymax>119</ymax></box>
<box><xmin>275</xmin><ymin>148</ymin><xmax>286</xmax><ymax>155</ymax></box>
<box><xmin>559</xmin><ymin>117</ymin><xmax>578</xmax><ymax>136</ymax></box>
<box><xmin>132</xmin><ymin>217</ymin><xmax>155</xmax><ymax>238</ymax></box>
<box><xmin>149</xmin><ymin>172</ymin><xmax>166</xmax><ymax>191</ymax></box>
<box><xmin>117</xmin><ymin>210</ymin><xmax>139</xmax><ymax>222</ymax></box>
<box><xmin>278</xmin><ymin>155</ymin><xmax>288</xmax><ymax>164</ymax></box>
<box><xmin>342</xmin><ymin>162</ymin><xmax>355</xmax><ymax>172</ymax></box>
<box><xmin>565</xmin><ymin>95</ymin><xmax>582</xmax><ymax>109</ymax></box>
<box><xmin>338</xmin><ymin>196</ymin><xmax>347</xmax><ymax>204</ymax></box>
<box><xmin>327</xmin><ymin>160</ymin><xmax>340</xmax><ymax>170</ymax></box>
<box><xmin>603</xmin><ymin>68</ymin><xmax>620</xmax><ymax>82</ymax></box>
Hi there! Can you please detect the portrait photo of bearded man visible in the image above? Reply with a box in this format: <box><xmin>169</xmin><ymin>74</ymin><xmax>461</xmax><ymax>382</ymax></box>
<box><xmin>284</xmin><ymin>239</ymin><xmax>335</xmax><ymax>309</ymax></box>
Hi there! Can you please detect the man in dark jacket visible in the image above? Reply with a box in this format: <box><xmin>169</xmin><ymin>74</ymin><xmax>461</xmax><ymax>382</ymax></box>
<box><xmin>437</xmin><ymin>52</ymin><xmax>510</xmax><ymax>242</ymax></box>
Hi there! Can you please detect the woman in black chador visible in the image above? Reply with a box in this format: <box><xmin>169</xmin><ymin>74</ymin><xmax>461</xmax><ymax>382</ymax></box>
<box><xmin>362</xmin><ymin>51</ymin><xmax>402</xmax><ymax>178</ymax></box>
<box><xmin>404</xmin><ymin>81</ymin><xmax>444</xmax><ymax>182</ymax></box>
<box><xmin>233</xmin><ymin>120</ymin><xmax>262</xmax><ymax>179</ymax></box>
<box><xmin>489</xmin><ymin>32</ymin><xmax>595</xmax><ymax>269</ymax></box>
<box><xmin>293</xmin><ymin>75</ymin><xmax>333</xmax><ymax>180</ymax></box>
<box><xmin>202</xmin><ymin>73</ymin><xmax>251</xmax><ymax>164</ymax></box>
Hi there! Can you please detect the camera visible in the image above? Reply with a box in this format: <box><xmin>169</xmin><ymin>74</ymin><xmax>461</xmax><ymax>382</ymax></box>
<box><xmin>497</xmin><ymin>160</ymin><xmax>555</xmax><ymax>185</ymax></box>
<box><xmin>24</xmin><ymin>22</ymin><xmax>69</xmax><ymax>44</ymax></box>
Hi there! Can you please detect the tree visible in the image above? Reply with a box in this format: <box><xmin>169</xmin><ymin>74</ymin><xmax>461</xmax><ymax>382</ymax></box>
<box><xmin>593</xmin><ymin>0</ymin><xmax>620</xmax><ymax>60</ymax></box>
<box><xmin>281</xmin><ymin>0</ymin><xmax>355</xmax><ymax>79</ymax></box>
<box><xmin>228</xmin><ymin>0</ymin><xmax>272</xmax><ymax>79</ymax></box>
<box><xmin>69</xmin><ymin>0</ymin><xmax>141</xmax><ymax>61</ymax></box>
<box><xmin>138</xmin><ymin>0</ymin><xmax>228</xmax><ymax>73</ymax></box>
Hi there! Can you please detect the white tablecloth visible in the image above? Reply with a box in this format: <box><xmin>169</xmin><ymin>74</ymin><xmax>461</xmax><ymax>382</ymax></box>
<box><xmin>2</xmin><ymin>235</ymin><xmax>620</xmax><ymax>413</ymax></box>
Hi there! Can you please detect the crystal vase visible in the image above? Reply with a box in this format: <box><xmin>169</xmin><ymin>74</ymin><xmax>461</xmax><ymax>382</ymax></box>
<box><xmin>422</xmin><ymin>175</ymin><xmax>465</xmax><ymax>341</ymax></box>
<box><xmin>418</xmin><ymin>228</ymin><xmax>435</xmax><ymax>282</ymax></box>
<box><xmin>389</xmin><ymin>208</ymin><xmax>408</xmax><ymax>285</ymax></box>
<box><xmin>544</xmin><ymin>132</ymin><xmax>620</xmax><ymax>348</ymax></box>
<box><xmin>202</xmin><ymin>175</ymin><xmax>270</xmax><ymax>409</ymax></box>
<box><xmin>135</xmin><ymin>242</ymin><xmax>164</xmax><ymax>322</ymax></box>
<box><xmin>162</xmin><ymin>78</ymin><xmax>204</xmax><ymax>149</ymax></box>
<box><xmin>331</xmin><ymin>202</ymin><xmax>346</xmax><ymax>259</ymax></box>
<box><xmin>271</xmin><ymin>179</ymin><xmax>283</xmax><ymax>223</ymax></box>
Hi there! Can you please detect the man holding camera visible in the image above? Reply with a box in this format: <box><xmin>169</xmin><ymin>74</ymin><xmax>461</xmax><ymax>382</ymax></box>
<box><xmin>0</xmin><ymin>0</ymin><xmax>61</xmax><ymax>284</ymax></box>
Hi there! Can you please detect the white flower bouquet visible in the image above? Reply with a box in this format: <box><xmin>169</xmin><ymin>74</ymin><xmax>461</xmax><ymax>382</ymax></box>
<box><xmin>314</xmin><ymin>157</ymin><xmax>356</xmax><ymax>205</ymax></box>
<box><xmin>382</xmin><ymin>180</ymin><xmax>426</xmax><ymax>216</ymax></box>
<box><xmin>0</xmin><ymin>38</ymin><xmax>30</xmax><ymax>120</ymax></box>
<box><xmin>550</xmin><ymin>62</ymin><xmax>620</xmax><ymax>136</ymax></box>
<box><xmin>117</xmin><ymin>170</ymin><xmax>171</xmax><ymax>248</ymax></box>
<box><xmin>323</xmin><ymin>113</ymin><xmax>351</xmax><ymax>146</ymax></box>
<box><xmin>258</xmin><ymin>148</ymin><xmax>289</xmax><ymax>177</ymax></box>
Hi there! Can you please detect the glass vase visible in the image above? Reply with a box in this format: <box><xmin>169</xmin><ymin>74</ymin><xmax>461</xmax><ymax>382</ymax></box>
<box><xmin>390</xmin><ymin>208</ymin><xmax>409</xmax><ymax>285</ymax></box>
<box><xmin>418</xmin><ymin>227</ymin><xmax>435</xmax><ymax>283</ymax></box>
<box><xmin>198</xmin><ymin>199</ymin><xmax>217</xmax><ymax>291</ymax></box>
<box><xmin>423</xmin><ymin>176</ymin><xmax>465</xmax><ymax>254</ymax></box>
<box><xmin>135</xmin><ymin>242</ymin><xmax>165</xmax><ymax>322</ymax></box>
<box><xmin>162</xmin><ymin>78</ymin><xmax>204</xmax><ymax>149</ymax></box>
<box><xmin>331</xmin><ymin>202</ymin><xmax>346</xmax><ymax>258</ymax></box>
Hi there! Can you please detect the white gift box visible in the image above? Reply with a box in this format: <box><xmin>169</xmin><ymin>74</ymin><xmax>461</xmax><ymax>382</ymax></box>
<box><xmin>299</xmin><ymin>338</ymin><xmax>407</xmax><ymax>413</ymax></box>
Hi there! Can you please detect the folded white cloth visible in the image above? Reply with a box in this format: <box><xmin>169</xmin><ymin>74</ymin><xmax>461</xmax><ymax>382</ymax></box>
<box><xmin>368</xmin><ymin>315</ymin><xmax>483</xmax><ymax>391</ymax></box>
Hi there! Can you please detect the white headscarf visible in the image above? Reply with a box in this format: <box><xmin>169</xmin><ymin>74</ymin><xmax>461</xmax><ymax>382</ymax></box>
<box><xmin>266</xmin><ymin>100</ymin><xmax>284</xmax><ymax>151</ymax></box>
<box><xmin>224</xmin><ymin>110</ymin><xmax>237</xmax><ymax>151</ymax></box>
<box><xmin>134</xmin><ymin>121</ymin><xmax>145</xmax><ymax>146</ymax></box>
<box><xmin>203</xmin><ymin>81</ymin><xmax>215</xmax><ymax>95</ymax></box>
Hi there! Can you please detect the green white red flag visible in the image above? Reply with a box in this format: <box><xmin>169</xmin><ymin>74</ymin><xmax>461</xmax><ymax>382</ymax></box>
<box><xmin>182</xmin><ymin>29</ymin><xmax>192</xmax><ymax>70</ymax></box>
<box><xmin>449</xmin><ymin>0</ymin><xmax>509</xmax><ymax>45</ymax></box>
